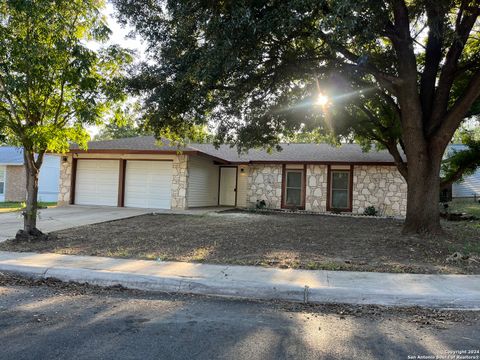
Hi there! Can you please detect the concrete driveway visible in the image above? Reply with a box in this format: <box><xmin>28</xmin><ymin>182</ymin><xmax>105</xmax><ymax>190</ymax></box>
<box><xmin>0</xmin><ymin>205</ymin><xmax>153</xmax><ymax>242</ymax></box>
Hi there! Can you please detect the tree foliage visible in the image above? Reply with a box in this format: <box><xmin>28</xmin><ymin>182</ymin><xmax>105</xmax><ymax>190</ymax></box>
<box><xmin>442</xmin><ymin>130</ymin><xmax>480</xmax><ymax>186</ymax></box>
<box><xmin>0</xmin><ymin>0</ymin><xmax>131</xmax><ymax>152</ymax></box>
<box><xmin>0</xmin><ymin>0</ymin><xmax>131</xmax><ymax>236</ymax></box>
<box><xmin>114</xmin><ymin>0</ymin><xmax>480</xmax><ymax>234</ymax></box>
<box><xmin>94</xmin><ymin>104</ymin><xmax>152</xmax><ymax>140</ymax></box>
<box><xmin>113</xmin><ymin>1</ymin><xmax>479</xmax><ymax>150</ymax></box>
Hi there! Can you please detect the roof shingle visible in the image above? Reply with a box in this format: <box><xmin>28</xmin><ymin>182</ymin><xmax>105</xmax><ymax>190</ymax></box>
<box><xmin>0</xmin><ymin>147</ymin><xmax>24</xmax><ymax>165</ymax></box>
<box><xmin>72</xmin><ymin>136</ymin><xmax>404</xmax><ymax>164</ymax></box>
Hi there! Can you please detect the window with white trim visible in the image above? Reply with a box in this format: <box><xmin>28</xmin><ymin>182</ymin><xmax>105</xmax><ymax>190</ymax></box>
<box><xmin>0</xmin><ymin>166</ymin><xmax>5</xmax><ymax>195</ymax></box>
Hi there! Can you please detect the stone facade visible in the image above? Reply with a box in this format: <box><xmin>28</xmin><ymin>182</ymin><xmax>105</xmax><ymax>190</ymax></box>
<box><xmin>352</xmin><ymin>165</ymin><xmax>407</xmax><ymax>216</ymax></box>
<box><xmin>242</xmin><ymin>163</ymin><xmax>407</xmax><ymax>216</ymax></box>
<box><xmin>247</xmin><ymin>164</ymin><xmax>283</xmax><ymax>208</ymax></box>
<box><xmin>305</xmin><ymin>165</ymin><xmax>328</xmax><ymax>212</ymax></box>
<box><xmin>171</xmin><ymin>155</ymin><xmax>189</xmax><ymax>209</ymax></box>
<box><xmin>5</xmin><ymin>165</ymin><xmax>26</xmax><ymax>202</ymax></box>
<box><xmin>58</xmin><ymin>156</ymin><xmax>72</xmax><ymax>206</ymax></box>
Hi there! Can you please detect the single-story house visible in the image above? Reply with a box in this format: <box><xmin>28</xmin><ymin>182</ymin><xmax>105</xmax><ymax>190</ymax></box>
<box><xmin>447</xmin><ymin>144</ymin><xmax>480</xmax><ymax>199</ymax></box>
<box><xmin>0</xmin><ymin>147</ymin><xmax>60</xmax><ymax>202</ymax></box>
<box><xmin>59</xmin><ymin>136</ymin><xmax>408</xmax><ymax>216</ymax></box>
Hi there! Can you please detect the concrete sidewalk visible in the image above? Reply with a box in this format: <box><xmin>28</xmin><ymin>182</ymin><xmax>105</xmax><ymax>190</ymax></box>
<box><xmin>1</xmin><ymin>251</ymin><xmax>479</xmax><ymax>309</ymax></box>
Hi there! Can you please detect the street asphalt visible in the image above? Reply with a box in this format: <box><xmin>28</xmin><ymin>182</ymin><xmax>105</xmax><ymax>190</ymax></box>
<box><xmin>0</xmin><ymin>276</ymin><xmax>479</xmax><ymax>360</ymax></box>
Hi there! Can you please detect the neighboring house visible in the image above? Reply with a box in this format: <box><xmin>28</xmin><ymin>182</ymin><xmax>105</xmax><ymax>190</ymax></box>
<box><xmin>0</xmin><ymin>147</ymin><xmax>60</xmax><ymax>202</ymax></box>
<box><xmin>59</xmin><ymin>136</ymin><xmax>408</xmax><ymax>216</ymax></box>
<box><xmin>446</xmin><ymin>144</ymin><xmax>480</xmax><ymax>199</ymax></box>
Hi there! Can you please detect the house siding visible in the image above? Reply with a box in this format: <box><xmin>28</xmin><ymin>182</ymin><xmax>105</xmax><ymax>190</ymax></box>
<box><xmin>187</xmin><ymin>156</ymin><xmax>219</xmax><ymax>207</ymax></box>
<box><xmin>452</xmin><ymin>168</ymin><xmax>480</xmax><ymax>198</ymax></box>
<box><xmin>5</xmin><ymin>165</ymin><xmax>26</xmax><ymax>202</ymax></box>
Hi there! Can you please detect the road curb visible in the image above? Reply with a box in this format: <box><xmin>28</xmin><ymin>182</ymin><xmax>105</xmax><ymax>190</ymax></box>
<box><xmin>1</xmin><ymin>260</ymin><xmax>480</xmax><ymax>310</ymax></box>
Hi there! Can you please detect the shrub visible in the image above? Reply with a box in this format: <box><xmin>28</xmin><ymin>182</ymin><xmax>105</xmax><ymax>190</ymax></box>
<box><xmin>256</xmin><ymin>200</ymin><xmax>266</xmax><ymax>209</ymax></box>
<box><xmin>363</xmin><ymin>206</ymin><xmax>378</xmax><ymax>216</ymax></box>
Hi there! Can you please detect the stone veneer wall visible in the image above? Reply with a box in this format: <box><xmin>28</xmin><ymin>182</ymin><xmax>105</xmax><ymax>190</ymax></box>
<box><xmin>305</xmin><ymin>165</ymin><xmax>328</xmax><ymax>212</ymax></box>
<box><xmin>171</xmin><ymin>155</ymin><xmax>189</xmax><ymax>209</ymax></box>
<box><xmin>58</xmin><ymin>156</ymin><xmax>72</xmax><ymax>206</ymax></box>
<box><xmin>352</xmin><ymin>165</ymin><xmax>407</xmax><ymax>216</ymax></box>
<box><xmin>5</xmin><ymin>165</ymin><xmax>26</xmax><ymax>202</ymax></box>
<box><xmin>247</xmin><ymin>164</ymin><xmax>283</xmax><ymax>208</ymax></box>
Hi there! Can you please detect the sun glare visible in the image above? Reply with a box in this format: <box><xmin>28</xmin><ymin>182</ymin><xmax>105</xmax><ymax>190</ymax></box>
<box><xmin>316</xmin><ymin>94</ymin><xmax>329</xmax><ymax>106</ymax></box>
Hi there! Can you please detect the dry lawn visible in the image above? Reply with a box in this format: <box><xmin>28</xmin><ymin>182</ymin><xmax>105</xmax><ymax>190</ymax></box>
<box><xmin>1</xmin><ymin>210</ymin><xmax>479</xmax><ymax>274</ymax></box>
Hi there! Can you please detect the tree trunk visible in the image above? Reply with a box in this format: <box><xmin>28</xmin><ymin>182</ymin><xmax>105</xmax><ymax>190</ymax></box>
<box><xmin>15</xmin><ymin>150</ymin><xmax>46</xmax><ymax>241</ymax></box>
<box><xmin>402</xmin><ymin>148</ymin><xmax>443</xmax><ymax>235</ymax></box>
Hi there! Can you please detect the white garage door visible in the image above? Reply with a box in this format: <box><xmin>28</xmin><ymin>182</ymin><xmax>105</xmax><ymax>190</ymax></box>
<box><xmin>124</xmin><ymin>161</ymin><xmax>172</xmax><ymax>209</ymax></box>
<box><xmin>75</xmin><ymin>160</ymin><xmax>119</xmax><ymax>206</ymax></box>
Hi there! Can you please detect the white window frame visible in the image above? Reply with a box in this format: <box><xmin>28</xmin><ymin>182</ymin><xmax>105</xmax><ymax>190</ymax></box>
<box><xmin>0</xmin><ymin>165</ymin><xmax>6</xmax><ymax>196</ymax></box>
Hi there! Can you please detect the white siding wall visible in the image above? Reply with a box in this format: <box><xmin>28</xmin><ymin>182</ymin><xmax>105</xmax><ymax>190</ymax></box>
<box><xmin>236</xmin><ymin>165</ymin><xmax>248</xmax><ymax>207</ymax></box>
<box><xmin>453</xmin><ymin>169</ymin><xmax>480</xmax><ymax>198</ymax></box>
<box><xmin>187</xmin><ymin>156</ymin><xmax>219</xmax><ymax>207</ymax></box>
<box><xmin>38</xmin><ymin>155</ymin><xmax>60</xmax><ymax>202</ymax></box>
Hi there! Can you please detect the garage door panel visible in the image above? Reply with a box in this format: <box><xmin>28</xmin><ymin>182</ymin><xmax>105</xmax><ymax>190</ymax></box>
<box><xmin>124</xmin><ymin>161</ymin><xmax>172</xmax><ymax>209</ymax></box>
<box><xmin>75</xmin><ymin>160</ymin><xmax>119</xmax><ymax>206</ymax></box>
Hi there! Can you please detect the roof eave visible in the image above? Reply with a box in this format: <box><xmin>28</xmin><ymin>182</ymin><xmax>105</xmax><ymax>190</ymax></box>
<box><xmin>69</xmin><ymin>149</ymin><xmax>199</xmax><ymax>155</ymax></box>
<box><xmin>229</xmin><ymin>160</ymin><xmax>400</xmax><ymax>165</ymax></box>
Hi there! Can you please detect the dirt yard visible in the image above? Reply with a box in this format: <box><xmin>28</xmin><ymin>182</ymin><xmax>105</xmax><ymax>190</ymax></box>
<box><xmin>1</xmin><ymin>210</ymin><xmax>479</xmax><ymax>274</ymax></box>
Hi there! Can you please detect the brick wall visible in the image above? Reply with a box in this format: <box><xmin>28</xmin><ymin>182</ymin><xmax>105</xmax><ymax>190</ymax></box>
<box><xmin>5</xmin><ymin>165</ymin><xmax>26</xmax><ymax>202</ymax></box>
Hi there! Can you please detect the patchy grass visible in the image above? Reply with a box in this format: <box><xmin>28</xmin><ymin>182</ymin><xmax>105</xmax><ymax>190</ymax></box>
<box><xmin>0</xmin><ymin>201</ymin><xmax>57</xmax><ymax>213</ymax></box>
<box><xmin>1</xmin><ymin>210</ymin><xmax>479</xmax><ymax>274</ymax></box>
<box><xmin>448</xmin><ymin>198</ymin><xmax>480</xmax><ymax>218</ymax></box>
<box><xmin>443</xmin><ymin>198</ymin><xmax>480</xmax><ymax>257</ymax></box>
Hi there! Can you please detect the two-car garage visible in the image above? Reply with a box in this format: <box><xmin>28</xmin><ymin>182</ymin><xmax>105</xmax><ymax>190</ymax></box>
<box><xmin>74</xmin><ymin>159</ymin><xmax>173</xmax><ymax>209</ymax></box>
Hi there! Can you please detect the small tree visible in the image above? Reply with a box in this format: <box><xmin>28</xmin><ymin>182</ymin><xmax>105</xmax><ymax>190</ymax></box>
<box><xmin>0</xmin><ymin>0</ymin><xmax>131</xmax><ymax>240</ymax></box>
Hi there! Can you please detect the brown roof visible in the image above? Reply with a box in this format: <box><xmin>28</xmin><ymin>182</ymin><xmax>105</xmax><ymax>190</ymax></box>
<box><xmin>71</xmin><ymin>136</ymin><xmax>403</xmax><ymax>164</ymax></box>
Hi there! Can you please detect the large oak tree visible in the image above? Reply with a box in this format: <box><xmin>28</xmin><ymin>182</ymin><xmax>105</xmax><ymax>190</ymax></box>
<box><xmin>113</xmin><ymin>0</ymin><xmax>480</xmax><ymax>235</ymax></box>
<box><xmin>0</xmin><ymin>0</ymin><xmax>131</xmax><ymax>240</ymax></box>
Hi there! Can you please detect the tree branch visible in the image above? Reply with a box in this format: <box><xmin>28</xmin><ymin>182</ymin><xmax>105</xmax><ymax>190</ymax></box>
<box><xmin>317</xmin><ymin>31</ymin><xmax>400</xmax><ymax>96</ymax></box>
<box><xmin>429</xmin><ymin>1</ymin><xmax>480</xmax><ymax>131</ymax></box>
<box><xmin>420</xmin><ymin>2</ymin><xmax>446</xmax><ymax>122</ymax></box>
<box><xmin>433</xmin><ymin>70</ymin><xmax>480</xmax><ymax>146</ymax></box>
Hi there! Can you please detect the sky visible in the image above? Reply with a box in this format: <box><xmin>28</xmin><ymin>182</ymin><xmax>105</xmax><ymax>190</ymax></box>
<box><xmin>86</xmin><ymin>2</ymin><xmax>145</xmax><ymax>138</ymax></box>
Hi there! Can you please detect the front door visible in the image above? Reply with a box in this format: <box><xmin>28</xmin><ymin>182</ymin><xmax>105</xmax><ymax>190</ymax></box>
<box><xmin>219</xmin><ymin>167</ymin><xmax>237</xmax><ymax>206</ymax></box>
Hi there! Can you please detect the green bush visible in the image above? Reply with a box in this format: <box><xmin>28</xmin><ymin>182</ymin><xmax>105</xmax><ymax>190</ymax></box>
<box><xmin>256</xmin><ymin>200</ymin><xmax>266</xmax><ymax>209</ymax></box>
<box><xmin>363</xmin><ymin>206</ymin><xmax>378</xmax><ymax>216</ymax></box>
